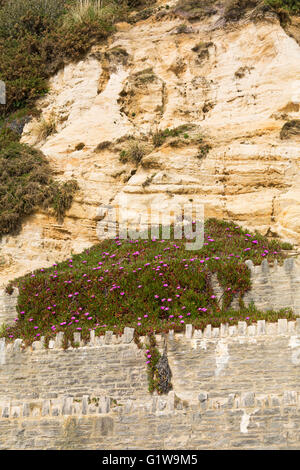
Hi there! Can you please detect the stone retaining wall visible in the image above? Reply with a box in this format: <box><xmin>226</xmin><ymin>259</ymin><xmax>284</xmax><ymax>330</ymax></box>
<box><xmin>0</xmin><ymin>320</ymin><xmax>299</xmax><ymax>449</ymax></box>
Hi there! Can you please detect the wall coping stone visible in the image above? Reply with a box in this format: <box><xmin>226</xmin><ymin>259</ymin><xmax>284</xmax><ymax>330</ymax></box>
<box><xmin>1</xmin><ymin>318</ymin><xmax>299</xmax><ymax>353</ymax></box>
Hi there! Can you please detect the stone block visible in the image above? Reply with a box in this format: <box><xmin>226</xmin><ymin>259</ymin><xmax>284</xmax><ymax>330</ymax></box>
<box><xmin>278</xmin><ymin>319</ymin><xmax>288</xmax><ymax>335</ymax></box>
<box><xmin>123</xmin><ymin>327</ymin><xmax>135</xmax><ymax>344</ymax></box>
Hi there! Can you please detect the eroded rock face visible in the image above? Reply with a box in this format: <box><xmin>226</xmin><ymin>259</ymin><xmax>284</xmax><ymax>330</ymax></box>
<box><xmin>1</xmin><ymin>5</ymin><xmax>300</xmax><ymax>285</ymax></box>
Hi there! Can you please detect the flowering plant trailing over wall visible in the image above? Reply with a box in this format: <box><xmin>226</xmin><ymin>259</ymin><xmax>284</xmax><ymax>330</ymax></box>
<box><xmin>3</xmin><ymin>218</ymin><xmax>295</xmax><ymax>348</ymax></box>
<box><xmin>145</xmin><ymin>332</ymin><xmax>163</xmax><ymax>394</ymax></box>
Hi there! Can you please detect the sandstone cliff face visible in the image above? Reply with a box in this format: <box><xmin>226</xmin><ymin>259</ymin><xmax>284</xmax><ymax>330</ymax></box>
<box><xmin>0</xmin><ymin>2</ymin><xmax>300</xmax><ymax>285</ymax></box>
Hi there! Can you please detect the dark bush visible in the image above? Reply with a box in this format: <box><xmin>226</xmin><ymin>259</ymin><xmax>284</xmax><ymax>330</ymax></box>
<box><xmin>266</xmin><ymin>0</ymin><xmax>300</xmax><ymax>14</ymax></box>
<box><xmin>0</xmin><ymin>141</ymin><xmax>78</xmax><ymax>236</ymax></box>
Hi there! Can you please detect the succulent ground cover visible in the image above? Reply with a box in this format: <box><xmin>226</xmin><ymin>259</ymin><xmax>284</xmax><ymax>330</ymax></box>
<box><xmin>3</xmin><ymin>218</ymin><xmax>295</xmax><ymax>346</ymax></box>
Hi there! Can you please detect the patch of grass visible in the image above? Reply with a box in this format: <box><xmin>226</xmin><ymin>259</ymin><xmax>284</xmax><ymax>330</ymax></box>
<box><xmin>119</xmin><ymin>140</ymin><xmax>147</xmax><ymax>164</ymax></box>
<box><xmin>3</xmin><ymin>218</ymin><xmax>295</xmax><ymax>346</ymax></box>
<box><xmin>31</xmin><ymin>112</ymin><xmax>57</xmax><ymax>142</ymax></box>
<box><xmin>0</xmin><ymin>140</ymin><xmax>79</xmax><ymax>237</ymax></box>
<box><xmin>145</xmin><ymin>333</ymin><xmax>162</xmax><ymax>394</ymax></box>
<box><xmin>152</xmin><ymin>125</ymin><xmax>211</xmax><ymax>158</ymax></box>
<box><xmin>265</xmin><ymin>0</ymin><xmax>300</xmax><ymax>14</ymax></box>
<box><xmin>152</xmin><ymin>125</ymin><xmax>194</xmax><ymax>147</ymax></box>
<box><xmin>62</xmin><ymin>0</ymin><xmax>123</xmax><ymax>28</ymax></box>
<box><xmin>196</xmin><ymin>143</ymin><xmax>211</xmax><ymax>159</ymax></box>
<box><xmin>280</xmin><ymin>119</ymin><xmax>300</xmax><ymax>139</ymax></box>
<box><xmin>281</xmin><ymin>241</ymin><xmax>294</xmax><ymax>250</ymax></box>
<box><xmin>224</xmin><ymin>0</ymin><xmax>260</xmax><ymax>22</ymax></box>
<box><xmin>0</xmin><ymin>322</ymin><xmax>7</xmax><ymax>336</ymax></box>
<box><xmin>133</xmin><ymin>68</ymin><xmax>157</xmax><ymax>85</ymax></box>
<box><xmin>175</xmin><ymin>23</ymin><xmax>190</xmax><ymax>33</ymax></box>
<box><xmin>0</xmin><ymin>126</ymin><xmax>19</xmax><ymax>150</ymax></box>
<box><xmin>50</xmin><ymin>180</ymin><xmax>79</xmax><ymax>222</ymax></box>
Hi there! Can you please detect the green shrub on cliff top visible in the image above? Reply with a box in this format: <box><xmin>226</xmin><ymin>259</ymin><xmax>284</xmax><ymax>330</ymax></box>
<box><xmin>0</xmin><ymin>1</ymin><xmax>129</xmax><ymax>116</ymax></box>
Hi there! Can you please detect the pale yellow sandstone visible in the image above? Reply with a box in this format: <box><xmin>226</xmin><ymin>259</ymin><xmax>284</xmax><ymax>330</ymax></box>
<box><xmin>1</xmin><ymin>11</ymin><xmax>300</xmax><ymax>285</ymax></box>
